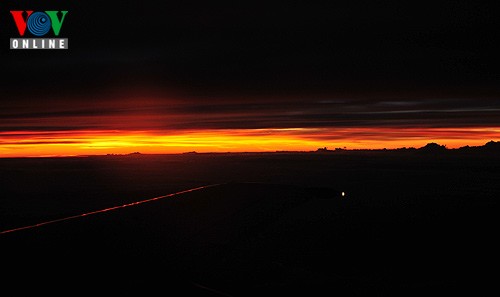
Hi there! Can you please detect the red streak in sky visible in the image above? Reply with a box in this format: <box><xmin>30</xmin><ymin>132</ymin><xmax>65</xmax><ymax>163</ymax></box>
<box><xmin>1</xmin><ymin>127</ymin><xmax>499</xmax><ymax>157</ymax></box>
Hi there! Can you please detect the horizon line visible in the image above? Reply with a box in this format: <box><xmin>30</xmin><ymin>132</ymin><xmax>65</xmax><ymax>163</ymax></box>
<box><xmin>1</xmin><ymin>140</ymin><xmax>498</xmax><ymax>159</ymax></box>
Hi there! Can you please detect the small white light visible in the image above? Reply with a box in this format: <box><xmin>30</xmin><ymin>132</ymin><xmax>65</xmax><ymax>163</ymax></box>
<box><xmin>341</xmin><ymin>191</ymin><xmax>346</xmax><ymax>197</ymax></box>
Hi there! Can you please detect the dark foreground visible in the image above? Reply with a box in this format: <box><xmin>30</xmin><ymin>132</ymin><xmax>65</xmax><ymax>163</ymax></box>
<box><xmin>1</xmin><ymin>151</ymin><xmax>499</xmax><ymax>295</ymax></box>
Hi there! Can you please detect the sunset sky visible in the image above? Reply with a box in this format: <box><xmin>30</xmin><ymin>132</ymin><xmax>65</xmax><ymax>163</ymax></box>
<box><xmin>1</xmin><ymin>1</ymin><xmax>500</xmax><ymax>157</ymax></box>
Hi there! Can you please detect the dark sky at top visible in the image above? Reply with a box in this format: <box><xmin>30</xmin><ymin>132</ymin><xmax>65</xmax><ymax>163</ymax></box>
<box><xmin>1</xmin><ymin>0</ymin><xmax>500</xmax><ymax>133</ymax></box>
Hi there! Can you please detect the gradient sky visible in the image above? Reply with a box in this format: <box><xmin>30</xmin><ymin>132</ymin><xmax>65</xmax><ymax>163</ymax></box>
<box><xmin>1</xmin><ymin>1</ymin><xmax>500</xmax><ymax>156</ymax></box>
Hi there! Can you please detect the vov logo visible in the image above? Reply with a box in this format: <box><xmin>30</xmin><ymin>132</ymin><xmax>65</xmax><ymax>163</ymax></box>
<box><xmin>10</xmin><ymin>10</ymin><xmax>69</xmax><ymax>50</ymax></box>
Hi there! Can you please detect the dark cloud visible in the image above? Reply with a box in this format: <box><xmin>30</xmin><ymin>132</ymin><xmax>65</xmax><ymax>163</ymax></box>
<box><xmin>2</xmin><ymin>96</ymin><xmax>499</xmax><ymax>132</ymax></box>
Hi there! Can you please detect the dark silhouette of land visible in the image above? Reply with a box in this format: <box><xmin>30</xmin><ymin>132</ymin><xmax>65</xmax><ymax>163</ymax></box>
<box><xmin>1</xmin><ymin>141</ymin><xmax>499</xmax><ymax>295</ymax></box>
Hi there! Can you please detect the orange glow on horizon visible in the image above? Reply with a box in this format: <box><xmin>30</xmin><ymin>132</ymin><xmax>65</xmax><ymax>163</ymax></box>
<box><xmin>1</xmin><ymin>127</ymin><xmax>499</xmax><ymax>157</ymax></box>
